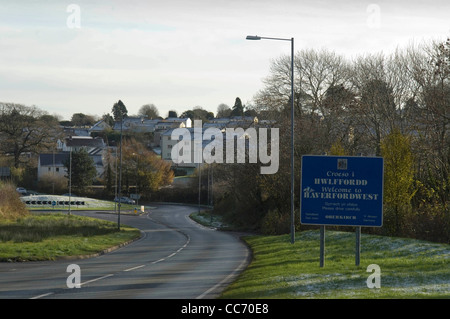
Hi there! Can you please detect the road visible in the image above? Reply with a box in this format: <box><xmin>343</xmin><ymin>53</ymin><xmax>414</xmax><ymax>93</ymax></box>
<box><xmin>0</xmin><ymin>204</ymin><xmax>250</xmax><ymax>299</ymax></box>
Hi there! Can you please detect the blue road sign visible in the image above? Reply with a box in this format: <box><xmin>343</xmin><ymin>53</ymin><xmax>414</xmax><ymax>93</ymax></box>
<box><xmin>300</xmin><ymin>155</ymin><xmax>383</xmax><ymax>227</ymax></box>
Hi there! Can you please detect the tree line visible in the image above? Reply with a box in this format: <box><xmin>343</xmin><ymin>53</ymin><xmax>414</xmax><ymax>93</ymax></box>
<box><xmin>0</xmin><ymin>94</ymin><xmax>252</xmax><ymax>197</ymax></box>
<box><xmin>210</xmin><ymin>38</ymin><xmax>449</xmax><ymax>243</ymax></box>
<box><xmin>0</xmin><ymin>100</ymin><xmax>175</xmax><ymax>198</ymax></box>
<box><xmin>1</xmin><ymin>37</ymin><xmax>448</xmax><ymax>242</ymax></box>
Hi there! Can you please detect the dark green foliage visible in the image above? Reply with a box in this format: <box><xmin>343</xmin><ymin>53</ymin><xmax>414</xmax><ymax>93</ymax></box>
<box><xmin>64</xmin><ymin>148</ymin><xmax>97</xmax><ymax>194</ymax></box>
<box><xmin>112</xmin><ymin>100</ymin><xmax>128</xmax><ymax>121</ymax></box>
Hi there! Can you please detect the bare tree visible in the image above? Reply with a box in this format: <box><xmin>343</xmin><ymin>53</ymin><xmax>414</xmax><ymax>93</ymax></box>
<box><xmin>0</xmin><ymin>103</ymin><xmax>63</xmax><ymax>168</ymax></box>
<box><xmin>255</xmin><ymin>48</ymin><xmax>352</xmax><ymax>152</ymax></box>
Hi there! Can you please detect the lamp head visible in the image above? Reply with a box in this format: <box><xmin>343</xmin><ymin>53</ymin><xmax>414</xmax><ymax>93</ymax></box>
<box><xmin>246</xmin><ymin>35</ymin><xmax>261</xmax><ymax>40</ymax></box>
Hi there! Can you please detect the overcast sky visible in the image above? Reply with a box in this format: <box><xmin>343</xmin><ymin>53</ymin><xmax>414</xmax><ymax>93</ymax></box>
<box><xmin>1</xmin><ymin>0</ymin><xmax>449</xmax><ymax>120</ymax></box>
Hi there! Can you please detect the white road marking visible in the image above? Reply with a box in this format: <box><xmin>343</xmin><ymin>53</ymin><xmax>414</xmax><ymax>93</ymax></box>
<box><xmin>80</xmin><ymin>274</ymin><xmax>114</xmax><ymax>286</ymax></box>
<box><xmin>124</xmin><ymin>265</ymin><xmax>146</xmax><ymax>272</ymax></box>
<box><xmin>196</xmin><ymin>244</ymin><xmax>250</xmax><ymax>299</ymax></box>
<box><xmin>31</xmin><ymin>212</ymin><xmax>194</xmax><ymax>299</ymax></box>
<box><xmin>30</xmin><ymin>292</ymin><xmax>54</xmax><ymax>299</ymax></box>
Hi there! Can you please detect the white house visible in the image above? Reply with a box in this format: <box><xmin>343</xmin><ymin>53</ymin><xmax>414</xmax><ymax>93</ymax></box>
<box><xmin>37</xmin><ymin>152</ymin><xmax>70</xmax><ymax>181</ymax></box>
<box><xmin>89</xmin><ymin>119</ymin><xmax>111</xmax><ymax>133</ymax></box>
<box><xmin>57</xmin><ymin>136</ymin><xmax>106</xmax><ymax>153</ymax></box>
<box><xmin>39</xmin><ymin>136</ymin><xmax>107</xmax><ymax>181</ymax></box>
<box><xmin>37</xmin><ymin>151</ymin><xmax>105</xmax><ymax>182</ymax></box>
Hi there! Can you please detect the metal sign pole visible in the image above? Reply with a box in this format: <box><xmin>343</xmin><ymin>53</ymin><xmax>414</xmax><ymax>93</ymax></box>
<box><xmin>356</xmin><ymin>226</ymin><xmax>361</xmax><ymax>266</ymax></box>
<box><xmin>320</xmin><ymin>225</ymin><xmax>325</xmax><ymax>267</ymax></box>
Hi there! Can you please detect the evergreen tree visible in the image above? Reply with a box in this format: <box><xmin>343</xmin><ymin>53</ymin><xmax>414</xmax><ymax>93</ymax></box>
<box><xmin>64</xmin><ymin>148</ymin><xmax>97</xmax><ymax>194</ymax></box>
<box><xmin>168</xmin><ymin>110</ymin><xmax>178</xmax><ymax>118</ymax></box>
<box><xmin>230</xmin><ymin>97</ymin><xmax>244</xmax><ymax>116</ymax></box>
<box><xmin>112</xmin><ymin>100</ymin><xmax>128</xmax><ymax>122</ymax></box>
<box><xmin>105</xmin><ymin>163</ymin><xmax>113</xmax><ymax>194</ymax></box>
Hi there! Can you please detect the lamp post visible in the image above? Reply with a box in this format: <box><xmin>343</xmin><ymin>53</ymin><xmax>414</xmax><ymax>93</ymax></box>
<box><xmin>117</xmin><ymin>101</ymin><xmax>125</xmax><ymax>231</ymax></box>
<box><xmin>69</xmin><ymin>146</ymin><xmax>72</xmax><ymax>216</ymax></box>
<box><xmin>246</xmin><ymin>35</ymin><xmax>295</xmax><ymax>244</ymax></box>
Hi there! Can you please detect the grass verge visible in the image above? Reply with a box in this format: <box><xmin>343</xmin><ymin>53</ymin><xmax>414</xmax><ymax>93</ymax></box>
<box><xmin>190</xmin><ymin>210</ymin><xmax>232</xmax><ymax>230</ymax></box>
<box><xmin>220</xmin><ymin>230</ymin><xmax>450</xmax><ymax>299</ymax></box>
<box><xmin>0</xmin><ymin>213</ymin><xmax>141</xmax><ymax>261</ymax></box>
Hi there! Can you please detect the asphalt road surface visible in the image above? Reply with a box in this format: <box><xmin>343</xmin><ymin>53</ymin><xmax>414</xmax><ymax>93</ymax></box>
<box><xmin>0</xmin><ymin>204</ymin><xmax>250</xmax><ymax>299</ymax></box>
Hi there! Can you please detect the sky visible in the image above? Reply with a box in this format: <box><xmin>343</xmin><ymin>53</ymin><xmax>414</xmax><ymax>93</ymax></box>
<box><xmin>0</xmin><ymin>0</ymin><xmax>449</xmax><ymax>120</ymax></box>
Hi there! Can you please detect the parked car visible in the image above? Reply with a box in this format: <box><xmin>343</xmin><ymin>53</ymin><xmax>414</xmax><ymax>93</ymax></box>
<box><xmin>114</xmin><ymin>196</ymin><xmax>136</xmax><ymax>204</ymax></box>
<box><xmin>16</xmin><ymin>187</ymin><xmax>27</xmax><ymax>195</ymax></box>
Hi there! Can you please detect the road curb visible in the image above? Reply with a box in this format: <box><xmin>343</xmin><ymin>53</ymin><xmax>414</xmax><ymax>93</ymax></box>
<box><xmin>56</xmin><ymin>231</ymin><xmax>144</xmax><ymax>262</ymax></box>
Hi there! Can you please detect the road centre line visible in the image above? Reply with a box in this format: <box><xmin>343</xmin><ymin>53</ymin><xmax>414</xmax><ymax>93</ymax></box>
<box><xmin>152</xmin><ymin>258</ymin><xmax>166</xmax><ymax>264</ymax></box>
<box><xmin>30</xmin><ymin>292</ymin><xmax>54</xmax><ymax>299</ymax></box>
<box><xmin>30</xmin><ymin>273</ymin><xmax>114</xmax><ymax>299</ymax></box>
<box><xmin>31</xmin><ymin>212</ymin><xmax>192</xmax><ymax>299</ymax></box>
<box><xmin>124</xmin><ymin>265</ymin><xmax>146</xmax><ymax>272</ymax></box>
<box><xmin>80</xmin><ymin>274</ymin><xmax>114</xmax><ymax>286</ymax></box>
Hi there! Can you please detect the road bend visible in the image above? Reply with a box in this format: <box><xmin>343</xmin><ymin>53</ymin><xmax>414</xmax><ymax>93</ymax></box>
<box><xmin>0</xmin><ymin>204</ymin><xmax>250</xmax><ymax>299</ymax></box>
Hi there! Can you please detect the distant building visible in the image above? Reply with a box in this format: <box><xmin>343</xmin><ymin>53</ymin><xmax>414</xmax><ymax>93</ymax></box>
<box><xmin>160</xmin><ymin>126</ymin><xmax>256</xmax><ymax>168</ymax></box>
<box><xmin>37</xmin><ymin>152</ymin><xmax>69</xmax><ymax>180</ymax></box>
<box><xmin>112</xmin><ymin>117</ymin><xmax>191</xmax><ymax>134</ymax></box>
<box><xmin>57</xmin><ymin>136</ymin><xmax>105</xmax><ymax>154</ymax></box>
<box><xmin>89</xmin><ymin>119</ymin><xmax>111</xmax><ymax>133</ymax></box>
<box><xmin>159</xmin><ymin>116</ymin><xmax>261</xmax><ymax>167</ymax></box>
<box><xmin>0</xmin><ymin>167</ymin><xmax>11</xmax><ymax>180</ymax></box>
<box><xmin>160</xmin><ymin>128</ymin><xmax>197</xmax><ymax>168</ymax></box>
<box><xmin>39</xmin><ymin>136</ymin><xmax>107</xmax><ymax>181</ymax></box>
<box><xmin>37</xmin><ymin>151</ymin><xmax>105</xmax><ymax>182</ymax></box>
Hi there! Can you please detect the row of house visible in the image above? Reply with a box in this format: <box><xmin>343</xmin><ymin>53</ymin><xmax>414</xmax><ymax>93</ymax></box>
<box><xmin>37</xmin><ymin>115</ymin><xmax>265</xmax><ymax>182</ymax></box>
<box><xmin>37</xmin><ymin>116</ymin><xmax>192</xmax><ymax>181</ymax></box>
<box><xmin>38</xmin><ymin>136</ymin><xmax>106</xmax><ymax>181</ymax></box>
<box><xmin>159</xmin><ymin>116</ymin><xmax>266</xmax><ymax>168</ymax></box>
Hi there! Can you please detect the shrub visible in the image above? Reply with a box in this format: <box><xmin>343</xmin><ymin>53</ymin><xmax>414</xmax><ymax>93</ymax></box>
<box><xmin>261</xmin><ymin>209</ymin><xmax>290</xmax><ymax>235</ymax></box>
<box><xmin>381</xmin><ymin>129</ymin><xmax>415</xmax><ymax>235</ymax></box>
<box><xmin>37</xmin><ymin>173</ymin><xmax>68</xmax><ymax>194</ymax></box>
<box><xmin>0</xmin><ymin>182</ymin><xmax>29</xmax><ymax>221</ymax></box>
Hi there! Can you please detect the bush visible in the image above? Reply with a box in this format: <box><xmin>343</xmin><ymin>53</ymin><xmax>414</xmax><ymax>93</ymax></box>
<box><xmin>0</xmin><ymin>182</ymin><xmax>29</xmax><ymax>221</ymax></box>
<box><xmin>37</xmin><ymin>173</ymin><xmax>68</xmax><ymax>194</ymax></box>
<box><xmin>261</xmin><ymin>209</ymin><xmax>290</xmax><ymax>235</ymax></box>
<box><xmin>409</xmin><ymin>204</ymin><xmax>450</xmax><ymax>244</ymax></box>
<box><xmin>381</xmin><ymin>130</ymin><xmax>415</xmax><ymax>235</ymax></box>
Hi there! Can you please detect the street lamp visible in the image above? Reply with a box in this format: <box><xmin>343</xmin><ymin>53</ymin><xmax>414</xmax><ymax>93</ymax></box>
<box><xmin>69</xmin><ymin>147</ymin><xmax>72</xmax><ymax>216</ymax></box>
<box><xmin>117</xmin><ymin>100</ymin><xmax>125</xmax><ymax>231</ymax></box>
<box><xmin>246</xmin><ymin>35</ymin><xmax>295</xmax><ymax>244</ymax></box>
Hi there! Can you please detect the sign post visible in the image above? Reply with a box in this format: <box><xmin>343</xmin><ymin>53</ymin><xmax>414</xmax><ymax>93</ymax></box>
<box><xmin>320</xmin><ymin>226</ymin><xmax>325</xmax><ymax>268</ymax></box>
<box><xmin>356</xmin><ymin>226</ymin><xmax>361</xmax><ymax>266</ymax></box>
<box><xmin>300</xmin><ymin>155</ymin><xmax>383</xmax><ymax>266</ymax></box>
